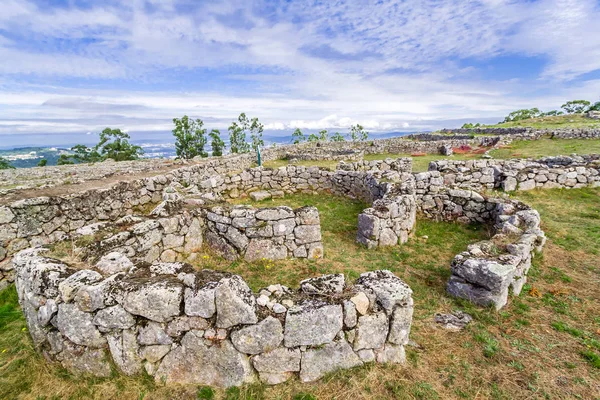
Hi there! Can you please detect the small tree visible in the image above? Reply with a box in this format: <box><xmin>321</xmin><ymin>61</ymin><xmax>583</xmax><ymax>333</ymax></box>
<box><xmin>57</xmin><ymin>154</ymin><xmax>74</xmax><ymax>165</ymax></box>
<box><xmin>307</xmin><ymin>133</ymin><xmax>320</xmax><ymax>142</ymax></box>
<box><xmin>291</xmin><ymin>128</ymin><xmax>305</xmax><ymax>144</ymax></box>
<box><xmin>318</xmin><ymin>129</ymin><xmax>328</xmax><ymax>141</ymax></box>
<box><xmin>0</xmin><ymin>157</ymin><xmax>14</xmax><ymax>169</ymax></box>
<box><xmin>541</xmin><ymin>110</ymin><xmax>564</xmax><ymax>117</ymax></box>
<box><xmin>172</xmin><ymin>116</ymin><xmax>208</xmax><ymax>159</ymax></box>
<box><xmin>502</xmin><ymin>108</ymin><xmax>542</xmax><ymax>123</ymax></box>
<box><xmin>330</xmin><ymin>132</ymin><xmax>345</xmax><ymax>142</ymax></box>
<box><xmin>228</xmin><ymin>113</ymin><xmax>250</xmax><ymax>154</ymax></box>
<box><xmin>249</xmin><ymin>116</ymin><xmax>264</xmax><ymax>151</ymax></box>
<box><xmin>209</xmin><ymin>129</ymin><xmax>225</xmax><ymax>156</ymax></box>
<box><xmin>561</xmin><ymin>100</ymin><xmax>591</xmax><ymax>114</ymax></box>
<box><xmin>37</xmin><ymin>159</ymin><xmax>47</xmax><ymax>167</ymax></box>
<box><xmin>349</xmin><ymin>124</ymin><xmax>368</xmax><ymax>142</ymax></box>
<box><xmin>94</xmin><ymin>128</ymin><xmax>143</xmax><ymax>161</ymax></box>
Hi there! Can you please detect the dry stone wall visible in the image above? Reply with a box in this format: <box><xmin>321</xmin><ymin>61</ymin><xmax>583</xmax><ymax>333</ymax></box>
<box><xmin>13</xmin><ymin>247</ymin><xmax>413</xmax><ymax>386</ymax></box>
<box><xmin>440</xmin><ymin>127</ymin><xmax>600</xmax><ymax>140</ymax></box>
<box><xmin>447</xmin><ymin>200</ymin><xmax>545</xmax><ymax>309</ymax></box>
<box><xmin>70</xmin><ymin>204</ymin><xmax>323</xmax><ymax>265</ymax></box>
<box><xmin>356</xmin><ymin>195</ymin><xmax>416</xmax><ymax>248</ymax></box>
<box><xmin>428</xmin><ymin>156</ymin><xmax>600</xmax><ymax>192</ymax></box>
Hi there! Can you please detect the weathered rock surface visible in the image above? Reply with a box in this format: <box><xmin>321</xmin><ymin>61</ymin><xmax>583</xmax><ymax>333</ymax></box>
<box><xmin>155</xmin><ymin>331</ymin><xmax>254</xmax><ymax>387</ymax></box>
<box><xmin>300</xmin><ymin>340</ymin><xmax>362</xmax><ymax>382</ymax></box>
<box><xmin>231</xmin><ymin>316</ymin><xmax>283</xmax><ymax>355</ymax></box>
<box><xmin>284</xmin><ymin>301</ymin><xmax>343</xmax><ymax>347</ymax></box>
<box><xmin>215</xmin><ymin>275</ymin><xmax>257</xmax><ymax>328</ymax></box>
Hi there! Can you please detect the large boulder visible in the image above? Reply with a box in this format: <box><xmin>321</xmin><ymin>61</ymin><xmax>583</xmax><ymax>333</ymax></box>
<box><xmin>251</xmin><ymin>348</ymin><xmax>301</xmax><ymax>385</ymax></box>
<box><xmin>56</xmin><ymin>303</ymin><xmax>106</xmax><ymax>348</ymax></box>
<box><xmin>231</xmin><ymin>316</ymin><xmax>283</xmax><ymax>354</ymax></box>
<box><xmin>215</xmin><ymin>275</ymin><xmax>257</xmax><ymax>328</ymax></box>
<box><xmin>93</xmin><ymin>304</ymin><xmax>136</xmax><ymax>330</ymax></box>
<box><xmin>155</xmin><ymin>331</ymin><xmax>254</xmax><ymax>387</ymax></box>
<box><xmin>284</xmin><ymin>301</ymin><xmax>343</xmax><ymax>347</ymax></box>
<box><xmin>353</xmin><ymin>312</ymin><xmax>389</xmax><ymax>350</ymax></box>
<box><xmin>299</xmin><ymin>340</ymin><xmax>362</xmax><ymax>382</ymax></box>
<box><xmin>355</xmin><ymin>270</ymin><xmax>412</xmax><ymax>313</ymax></box>
<box><xmin>184</xmin><ymin>283</ymin><xmax>217</xmax><ymax>318</ymax></box>
<box><xmin>244</xmin><ymin>239</ymin><xmax>288</xmax><ymax>262</ymax></box>
<box><xmin>107</xmin><ymin>329</ymin><xmax>142</xmax><ymax>375</ymax></box>
<box><xmin>120</xmin><ymin>278</ymin><xmax>183</xmax><ymax>322</ymax></box>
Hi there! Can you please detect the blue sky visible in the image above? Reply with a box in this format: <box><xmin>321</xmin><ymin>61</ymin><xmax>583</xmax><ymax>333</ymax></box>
<box><xmin>1</xmin><ymin>0</ymin><xmax>599</xmax><ymax>144</ymax></box>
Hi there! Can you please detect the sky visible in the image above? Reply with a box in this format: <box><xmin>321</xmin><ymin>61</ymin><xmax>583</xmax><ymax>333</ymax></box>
<box><xmin>1</xmin><ymin>0</ymin><xmax>600</xmax><ymax>147</ymax></box>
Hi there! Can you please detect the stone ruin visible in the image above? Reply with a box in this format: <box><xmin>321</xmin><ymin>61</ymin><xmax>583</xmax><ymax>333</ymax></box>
<box><xmin>13</xmin><ymin>141</ymin><xmax>600</xmax><ymax>386</ymax></box>
<box><xmin>14</xmin><ymin>248</ymin><xmax>413</xmax><ymax>386</ymax></box>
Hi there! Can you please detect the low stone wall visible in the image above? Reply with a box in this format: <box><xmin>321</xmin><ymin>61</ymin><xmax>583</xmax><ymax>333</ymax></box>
<box><xmin>284</xmin><ymin>148</ymin><xmax>363</xmax><ymax>162</ymax></box>
<box><xmin>428</xmin><ymin>156</ymin><xmax>600</xmax><ymax>191</ymax></box>
<box><xmin>356</xmin><ymin>195</ymin><xmax>416</xmax><ymax>248</ymax></box>
<box><xmin>447</xmin><ymin>200</ymin><xmax>545</xmax><ymax>310</ymax></box>
<box><xmin>203</xmin><ymin>205</ymin><xmax>323</xmax><ymax>261</ymax></box>
<box><xmin>440</xmin><ymin>127</ymin><xmax>600</xmax><ymax>140</ymax></box>
<box><xmin>337</xmin><ymin>157</ymin><xmax>412</xmax><ymax>174</ymax></box>
<box><xmin>13</xmin><ymin>247</ymin><xmax>413</xmax><ymax>386</ymax></box>
<box><xmin>65</xmin><ymin>204</ymin><xmax>324</xmax><ymax>266</ymax></box>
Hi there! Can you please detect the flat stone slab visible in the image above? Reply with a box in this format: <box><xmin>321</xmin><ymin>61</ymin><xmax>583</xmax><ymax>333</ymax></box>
<box><xmin>249</xmin><ymin>191</ymin><xmax>272</xmax><ymax>201</ymax></box>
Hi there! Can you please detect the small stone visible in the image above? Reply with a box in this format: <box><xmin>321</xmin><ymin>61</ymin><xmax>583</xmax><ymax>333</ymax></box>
<box><xmin>350</xmin><ymin>292</ymin><xmax>370</xmax><ymax>315</ymax></box>
<box><xmin>434</xmin><ymin>311</ymin><xmax>473</xmax><ymax>332</ymax></box>
<box><xmin>272</xmin><ymin>303</ymin><xmax>286</xmax><ymax>314</ymax></box>
<box><xmin>95</xmin><ymin>252</ymin><xmax>134</xmax><ymax>275</ymax></box>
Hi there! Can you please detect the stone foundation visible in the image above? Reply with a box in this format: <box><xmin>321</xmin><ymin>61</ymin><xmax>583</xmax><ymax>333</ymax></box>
<box><xmin>13</xmin><ymin>247</ymin><xmax>412</xmax><ymax>386</ymax></box>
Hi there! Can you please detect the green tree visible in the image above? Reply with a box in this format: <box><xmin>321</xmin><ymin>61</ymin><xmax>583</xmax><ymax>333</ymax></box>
<box><xmin>291</xmin><ymin>128</ymin><xmax>305</xmax><ymax>144</ymax></box>
<box><xmin>249</xmin><ymin>116</ymin><xmax>264</xmax><ymax>151</ymax></box>
<box><xmin>461</xmin><ymin>123</ymin><xmax>474</xmax><ymax>129</ymax></box>
<box><xmin>588</xmin><ymin>101</ymin><xmax>600</xmax><ymax>111</ymax></box>
<box><xmin>502</xmin><ymin>108</ymin><xmax>542</xmax><ymax>123</ymax></box>
<box><xmin>307</xmin><ymin>133</ymin><xmax>320</xmax><ymax>142</ymax></box>
<box><xmin>209</xmin><ymin>129</ymin><xmax>225</xmax><ymax>156</ymax></box>
<box><xmin>561</xmin><ymin>100</ymin><xmax>591</xmax><ymax>114</ymax></box>
<box><xmin>228</xmin><ymin>113</ymin><xmax>251</xmax><ymax>153</ymax></box>
<box><xmin>349</xmin><ymin>124</ymin><xmax>368</xmax><ymax>142</ymax></box>
<box><xmin>56</xmin><ymin>154</ymin><xmax>74</xmax><ymax>165</ymax></box>
<box><xmin>172</xmin><ymin>116</ymin><xmax>208</xmax><ymax>159</ymax></box>
<box><xmin>318</xmin><ymin>129</ymin><xmax>328</xmax><ymax>141</ymax></box>
<box><xmin>94</xmin><ymin>128</ymin><xmax>143</xmax><ymax>161</ymax></box>
<box><xmin>37</xmin><ymin>159</ymin><xmax>47</xmax><ymax>167</ymax></box>
<box><xmin>329</xmin><ymin>131</ymin><xmax>345</xmax><ymax>142</ymax></box>
<box><xmin>0</xmin><ymin>157</ymin><xmax>14</xmax><ymax>169</ymax></box>
<box><xmin>541</xmin><ymin>110</ymin><xmax>564</xmax><ymax>117</ymax></box>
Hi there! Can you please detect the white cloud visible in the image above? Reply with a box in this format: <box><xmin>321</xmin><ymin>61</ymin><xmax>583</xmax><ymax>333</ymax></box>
<box><xmin>0</xmin><ymin>0</ymin><xmax>599</xmax><ymax>138</ymax></box>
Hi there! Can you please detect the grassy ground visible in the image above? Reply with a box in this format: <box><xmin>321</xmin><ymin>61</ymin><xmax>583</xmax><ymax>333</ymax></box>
<box><xmin>490</xmin><ymin>138</ymin><xmax>600</xmax><ymax>159</ymax></box>
<box><xmin>484</xmin><ymin>114</ymin><xmax>600</xmax><ymax>129</ymax></box>
<box><xmin>2</xmin><ymin>188</ymin><xmax>600</xmax><ymax>399</ymax></box>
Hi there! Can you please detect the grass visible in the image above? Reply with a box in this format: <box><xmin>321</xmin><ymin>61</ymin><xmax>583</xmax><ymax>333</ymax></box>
<box><xmin>485</xmin><ymin>114</ymin><xmax>600</xmax><ymax>129</ymax></box>
<box><xmin>1</xmin><ymin>187</ymin><xmax>600</xmax><ymax>399</ymax></box>
<box><xmin>490</xmin><ymin>137</ymin><xmax>600</xmax><ymax>159</ymax></box>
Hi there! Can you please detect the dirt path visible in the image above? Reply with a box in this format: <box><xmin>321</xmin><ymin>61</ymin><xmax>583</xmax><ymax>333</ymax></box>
<box><xmin>0</xmin><ymin>162</ymin><xmax>193</xmax><ymax>205</ymax></box>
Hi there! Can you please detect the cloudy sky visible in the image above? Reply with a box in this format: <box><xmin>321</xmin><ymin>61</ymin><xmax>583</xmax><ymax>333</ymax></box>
<box><xmin>1</xmin><ymin>0</ymin><xmax>600</xmax><ymax>145</ymax></box>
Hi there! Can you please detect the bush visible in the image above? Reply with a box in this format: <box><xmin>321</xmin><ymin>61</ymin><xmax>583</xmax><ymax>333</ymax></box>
<box><xmin>37</xmin><ymin>159</ymin><xmax>47</xmax><ymax>167</ymax></box>
<box><xmin>0</xmin><ymin>157</ymin><xmax>14</xmax><ymax>169</ymax></box>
